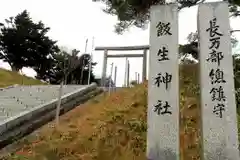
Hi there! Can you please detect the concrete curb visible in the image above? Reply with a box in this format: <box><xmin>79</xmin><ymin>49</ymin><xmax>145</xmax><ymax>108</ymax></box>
<box><xmin>0</xmin><ymin>84</ymin><xmax>19</xmax><ymax>91</ymax></box>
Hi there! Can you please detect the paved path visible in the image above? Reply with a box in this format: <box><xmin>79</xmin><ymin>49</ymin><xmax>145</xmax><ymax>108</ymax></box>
<box><xmin>0</xmin><ymin>85</ymin><xmax>86</xmax><ymax>122</ymax></box>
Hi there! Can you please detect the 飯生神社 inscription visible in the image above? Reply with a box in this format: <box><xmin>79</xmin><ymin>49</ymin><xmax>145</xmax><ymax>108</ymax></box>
<box><xmin>198</xmin><ymin>2</ymin><xmax>240</xmax><ymax>159</ymax></box>
<box><xmin>148</xmin><ymin>4</ymin><xmax>179</xmax><ymax>160</ymax></box>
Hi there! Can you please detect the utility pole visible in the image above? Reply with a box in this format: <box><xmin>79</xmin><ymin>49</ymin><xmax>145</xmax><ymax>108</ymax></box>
<box><xmin>80</xmin><ymin>38</ymin><xmax>88</xmax><ymax>84</ymax></box>
<box><xmin>56</xmin><ymin>81</ymin><xmax>63</xmax><ymax>126</ymax></box>
<box><xmin>64</xmin><ymin>58</ymin><xmax>68</xmax><ymax>85</ymax></box>
<box><xmin>88</xmin><ymin>37</ymin><xmax>94</xmax><ymax>85</ymax></box>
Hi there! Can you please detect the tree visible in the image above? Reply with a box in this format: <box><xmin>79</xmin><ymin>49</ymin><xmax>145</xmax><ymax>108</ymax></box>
<box><xmin>69</xmin><ymin>53</ymin><xmax>97</xmax><ymax>85</ymax></box>
<box><xmin>46</xmin><ymin>50</ymin><xmax>69</xmax><ymax>84</ymax></box>
<box><xmin>93</xmin><ymin>0</ymin><xmax>240</xmax><ymax>34</ymax></box>
<box><xmin>0</xmin><ymin>10</ymin><xmax>59</xmax><ymax>72</ymax></box>
<box><xmin>105</xmin><ymin>76</ymin><xmax>115</xmax><ymax>87</ymax></box>
<box><xmin>179</xmin><ymin>29</ymin><xmax>239</xmax><ymax>61</ymax></box>
<box><xmin>48</xmin><ymin>49</ymin><xmax>97</xmax><ymax>85</ymax></box>
<box><xmin>94</xmin><ymin>0</ymin><xmax>240</xmax><ymax>60</ymax></box>
<box><xmin>130</xmin><ymin>80</ymin><xmax>138</xmax><ymax>86</ymax></box>
<box><xmin>232</xmin><ymin>54</ymin><xmax>240</xmax><ymax>109</ymax></box>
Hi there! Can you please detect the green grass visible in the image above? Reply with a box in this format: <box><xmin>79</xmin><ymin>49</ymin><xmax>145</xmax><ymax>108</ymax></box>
<box><xmin>0</xmin><ymin>68</ymin><xmax>46</xmax><ymax>88</ymax></box>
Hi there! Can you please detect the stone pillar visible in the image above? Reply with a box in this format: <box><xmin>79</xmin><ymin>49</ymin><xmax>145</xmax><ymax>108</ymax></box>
<box><xmin>142</xmin><ymin>49</ymin><xmax>147</xmax><ymax>82</ymax></box>
<box><xmin>147</xmin><ymin>4</ymin><xmax>179</xmax><ymax>160</ymax></box>
<box><xmin>198</xmin><ymin>2</ymin><xmax>240</xmax><ymax>159</ymax></box>
<box><xmin>101</xmin><ymin>49</ymin><xmax>108</xmax><ymax>87</ymax></box>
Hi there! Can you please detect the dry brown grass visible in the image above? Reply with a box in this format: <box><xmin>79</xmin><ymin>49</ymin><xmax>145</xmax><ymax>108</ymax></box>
<box><xmin>3</xmin><ymin>64</ymin><xmax>202</xmax><ymax>160</ymax></box>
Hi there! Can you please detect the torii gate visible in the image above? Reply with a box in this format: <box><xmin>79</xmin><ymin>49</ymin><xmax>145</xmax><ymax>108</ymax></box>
<box><xmin>95</xmin><ymin>45</ymin><xmax>149</xmax><ymax>87</ymax></box>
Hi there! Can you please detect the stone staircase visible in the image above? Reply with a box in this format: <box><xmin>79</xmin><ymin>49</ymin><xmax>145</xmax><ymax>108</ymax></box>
<box><xmin>0</xmin><ymin>83</ymin><xmax>102</xmax><ymax>149</ymax></box>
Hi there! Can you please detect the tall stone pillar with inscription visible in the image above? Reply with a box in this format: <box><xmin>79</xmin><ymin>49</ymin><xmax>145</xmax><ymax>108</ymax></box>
<box><xmin>147</xmin><ymin>4</ymin><xmax>179</xmax><ymax>160</ymax></box>
<box><xmin>198</xmin><ymin>2</ymin><xmax>240</xmax><ymax>159</ymax></box>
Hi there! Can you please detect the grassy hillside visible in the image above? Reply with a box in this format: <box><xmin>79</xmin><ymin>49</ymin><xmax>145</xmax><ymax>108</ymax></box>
<box><xmin>1</xmin><ymin>64</ymin><xmax>238</xmax><ymax>160</ymax></box>
<box><xmin>0</xmin><ymin>68</ymin><xmax>45</xmax><ymax>87</ymax></box>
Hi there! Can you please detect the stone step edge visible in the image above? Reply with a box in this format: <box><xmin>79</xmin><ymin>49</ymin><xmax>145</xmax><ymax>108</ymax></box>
<box><xmin>0</xmin><ymin>84</ymin><xmax>19</xmax><ymax>91</ymax></box>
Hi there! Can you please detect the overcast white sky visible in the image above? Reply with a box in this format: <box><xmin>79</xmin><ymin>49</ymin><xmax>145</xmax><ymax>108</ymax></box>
<box><xmin>0</xmin><ymin>0</ymin><xmax>240</xmax><ymax>86</ymax></box>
